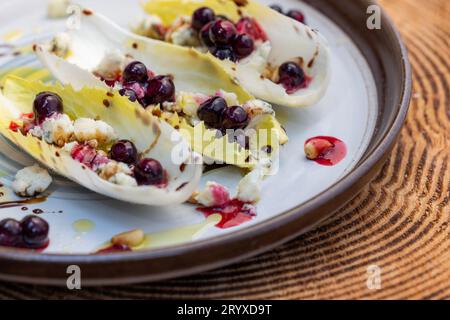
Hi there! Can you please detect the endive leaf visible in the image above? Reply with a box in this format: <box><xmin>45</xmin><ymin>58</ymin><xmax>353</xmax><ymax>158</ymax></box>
<box><xmin>35</xmin><ymin>9</ymin><xmax>287</xmax><ymax>169</ymax></box>
<box><xmin>143</xmin><ymin>0</ymin><xmax>242</xmax><ymax>25</ymax></box>
<box><xmin>0</xmin><ymin>76</ymin><xmax>203</xmax><ymax>206</ymax></box>
<box><xmin>143</xmin><ymin>0</ymin><xmax>331</xmax><ymax>107</ymax></box>
<box><xmin>178</xmin><ymin>120</ymin><xmax>254</xmax><ymax>168</ymax></box>
<box><xmin>35</xmin><ymin>10</ymin><xmax>252</xmax><ymax>103</ymax></box>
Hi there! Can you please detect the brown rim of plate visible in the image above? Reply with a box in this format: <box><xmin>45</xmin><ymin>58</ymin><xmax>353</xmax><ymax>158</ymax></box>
<box><xmin>0</xmin><ymin>0</ymin><xmax>412</xmax><ymax>286</ymax></box>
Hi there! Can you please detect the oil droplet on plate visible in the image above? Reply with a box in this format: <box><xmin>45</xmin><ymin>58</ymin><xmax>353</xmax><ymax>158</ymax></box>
<box><xmin>2</xmin><ymin>30</ymin><xmax>24</xmax><ymax>42</ymax></box>
<box><xmin>72</xmin><ymin>219</ymin><xmax>95</xmax><ymax>234</ymax></box>
<box><xmin>94</xmin><ymin>215</ymin><xmax>222</xmax><ymax>254</ymax></box>
<box><xmin>136</xmin><ymin>214</ymin><xmax>221</xmax><ymax>250</ymax></box>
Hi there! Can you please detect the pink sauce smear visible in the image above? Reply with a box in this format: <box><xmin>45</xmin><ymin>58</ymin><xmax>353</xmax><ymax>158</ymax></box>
<box><xmin>236</xmin><ymin>17</ymin><xmax>268</xmax><ymax>42</ymax></box>
<box><xmin>197</xmin><ymin>199</ymin><xmax>257</xmax><ymax>229</ymax></box>
<box><xmin>195</xmin><ymin>183</ymin><xmax>257</xmax><ymax>229</ymax></box>
<box><xmin>305</xmin><ymin>136</ymin><xmax>347</xmax><ymax>166</ymax></box>
<box><xmin>71</xmin><ymin>144</ymin><xmax>109</xmax><ymax>169</ymax></box>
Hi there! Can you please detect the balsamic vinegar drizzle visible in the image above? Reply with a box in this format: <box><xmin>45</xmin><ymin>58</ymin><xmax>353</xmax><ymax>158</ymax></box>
<box><xmin>0</xmin><ymin>197</ymin><xmax>47</xmax><ymax>210</ymax></box>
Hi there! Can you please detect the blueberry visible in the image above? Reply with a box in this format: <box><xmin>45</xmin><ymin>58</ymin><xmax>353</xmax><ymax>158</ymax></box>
<box><xmin>123</xmin><ymin>61</ymin><xmax>148</xmax><ymax>84</ymax></box>
<box><xmin>232</xmin><ymin>34</ymin><xmax>254</xmax><ymax>59</ymax></box>
<box><xmin>33</xmin><ymin>92</ymin><xmax>63</xmax><ymax>123</ymax></box>
<box><xmin>0</xmin><ymin>219</ymin><xmax>22</xmax><ymax>247</ymax></box>
<box><xmin>20</xmin><ymin>215</ymin><xmax>49</xmax><ymax>249</ymax></box>
<box><xmin>222</xmin><ymin>106</ymin><xmax>249</xmax><ymax>130</ymax></box>
<box><xmin>192</xmin><ymin>7</ymin><xmax>216</xmax><ymax>31</ymax></box>
<box><xmin>134</xmin><ymin>158</ymin><xmax>164</xmax><ymax>186</ymax></box>
<box><xmin>119</xmin><ymin>88</ymin><xmax>138</xmax><ymax>102</ymax></box>
<box><xmin>200</xmin><ymin>22</ymin><xmax>215</xmax><ymax>47</ymax></box>
<box><xmin>287</xmin><ymin>9</ymin><xmax>305</xmax><ymax>23</ymax></box>
<box><xmin>278</xmin><ymin>62</ymin><xmax>305</xmax><ymax>89</ymax></box>
<box><xmin>197</xmin><ymin>96</ymin><xmax>228</xmax><ymax>129</ymax></box>
<box><xmin>145</xmin><ymin>75</ymin><xmax>176</xmax><ymax>106</ymax></box>
<box><xmin>211</xmin><ymin>46</ymin><xmax>236</xmax><ymax>61</ymax></box>
<box><xmin>110</xmin><ymin>140</ymin><xmax>138</xmax><ymax>165</ymax></box>
<box><xmin>209</xmin><ymin>19</ymin><xmax>237</xmax><ymax>45</ymax></box>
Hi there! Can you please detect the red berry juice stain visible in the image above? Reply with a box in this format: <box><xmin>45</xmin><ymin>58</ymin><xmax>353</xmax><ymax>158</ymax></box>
<box><xmin>9</xmin><ymin>121</ymin><xmax>20</xmax><ymax>132</ymax></box>
<box><xmin>236</xmin><ymin>17</ymin><xmax>268</xmax><ymax>41</ymax></box>
<box><xmin>305</xmin><ymin>136</ymin><xmax>347</xmax><ymax>166</ymax></box>
<box><xmin>95</xmin><ymin>244</ymin><xmax>132</xmax><ymax>254</ymax></box>
<box><xmin>284</xmin><ymin>74</ymin><xmax>312</xmax><ymax>94</ymax></box>
<box><xmin>197</xmin><ymin>199</ymin><xmax>257</xmax><ymax>229</ymax></box>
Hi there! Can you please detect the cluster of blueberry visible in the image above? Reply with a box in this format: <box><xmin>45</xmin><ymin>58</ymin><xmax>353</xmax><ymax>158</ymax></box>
<box><xmin>118</xmin><ymin>61</ymin><xmax>175</xmax><ymax>108</ymax></box>
<box><xmin>192</xmin><ymin>7</ymin><xmax>267</xmax><ymax>62</ymax></box>
<box><xmin>191</xmin><ymin>6</ymin><xmax>307</xmax><ymax>93</ymax></box>
<box><xmin>110</xmin><ymin>140</ymin><xmax>165</xmax><ymax>186</ymax></box>
<box><xmin>0</xmin><ymin>216</ymin><xmax>49</xmax><ymax>249</ymax></box>
<box><xmin>33</xmin><ymin>92</ymin><xmax>165</xmax><ymax>186</ymax></box>
<box><xmin>197</xmin><ymin>96</ymin><xmax>251</xmax><ymax>150</ymax></box>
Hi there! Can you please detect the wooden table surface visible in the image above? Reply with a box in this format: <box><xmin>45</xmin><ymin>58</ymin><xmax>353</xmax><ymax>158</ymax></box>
<box><xmin>1</xmin><ymin>0</ymin><xmax>449</xmax><ymax>299</ymax></box>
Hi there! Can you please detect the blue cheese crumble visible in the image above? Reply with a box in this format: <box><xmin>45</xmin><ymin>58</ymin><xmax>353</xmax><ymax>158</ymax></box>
<box><xmin>12</xmin><ymin>164</ymin><xmax>52</xmax><ymax>197</ymax></box>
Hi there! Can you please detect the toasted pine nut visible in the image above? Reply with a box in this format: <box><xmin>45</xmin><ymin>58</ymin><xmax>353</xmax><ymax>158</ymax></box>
<box><xmin>187</xmin><ymin>191</ymin><xmax>199</xmax><ymax>204</ymax></box>
<box><xmin>111</xmin><ymin>229</ymin><xmax>144</xmax><ymax>247</ymax></box>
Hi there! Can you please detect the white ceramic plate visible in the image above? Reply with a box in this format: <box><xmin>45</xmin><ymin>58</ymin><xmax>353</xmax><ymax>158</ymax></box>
<box><xmin>0</xmin><ymin>0</ymin><xmax>376</xmax><ymax>254</ymax></box>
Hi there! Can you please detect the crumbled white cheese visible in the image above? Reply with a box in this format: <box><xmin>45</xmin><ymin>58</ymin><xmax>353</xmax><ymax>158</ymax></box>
<box><xmin>240</xmin><ymin>41</ymin><xmax>272</xmax><ymax>73</ymax></box>
<box><xmin>139</xmin><ymin>14</ymin><xmax>163</xmax><ymax>30</ymax></box>
<box><xmin>48</xmin><ymin>32</ymin><xmax>71</xmax><ymax>58</ymax></box>
<box><xmin>109</xmin><ymin>172</ymin><xmax>138</xmax><ymax>187</ymax></box>
<box><xmin>98</xmin><ymin>161</ymin><xmax>132</xmax><ymax>181</ymax></box>
<box><xmin>74</xmin><ymin>118</ymin><xmax>116</xmax><ymax>145</ymax></box>
<box><xmin>62</xmin><ymin>141</ymin><xmax>78</xmax><ymax>153</ymax></box>
<box><xmin>95</xmin><ymin>50</ymin><xmax>127</xmax><ymax>79</ymax></box>
<box><xmin>177</xmin><ymin>92</ymin><xmax>208</xmax><ymax>118</ymax></box>
<box><xmin>47</xmin><ymin>0</ymin><xmax>71</xmax><ymax>19</ymax></box>
<box><xmin>12</xmin><ymin>164</ymin><xmax>52</xmax><ymax>197</ymax></box>
<box><xmin>28</xmin><ymin>126</ymin><xmax>44</xmax><ymax>139</ymax></box>
<box><xmin>181</xmin><ymin>101</ymin><xmax>198</xmax><ymax>118</ymax></box>
<box><xmin>237</xmin><ymin>168</ymin><xmax>263</xmax><ymax>203</ymax></box>
<box><xmin>133</xmin><ymin>15</ymin><xmax>164</xmax><ymax>38</ymax></box>
<box><xmin>170</xmin><ymin>25</ymin><xmax>199</xmax><ymax>46</ymax></box>
<box><xmin>161</xmin><ymin>101</ymin><xmax>182</xmax><ymax>113</ymax></box>
<box><xmin>195</xmin><ymin>181</ymin><xmax>230</xmax><ymax>207</ymax></box>
<box><xmin>243</xmin><ymin>99</ymin><xmax>275</xmax><ymax>118</ymax></box>
<box><xmin>217</xmin><ymin>90</ymin><xmax>240</xmax><ymax>106</ymax></box>
<box><xmin>42</xmin><ymin>114</ymin><xmax>74</xmax><ymax>147</ymax></box>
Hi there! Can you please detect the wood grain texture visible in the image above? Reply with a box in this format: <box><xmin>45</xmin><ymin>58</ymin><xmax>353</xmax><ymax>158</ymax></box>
<box><xmin>0</xmin><ymin>0</ymin><xmax>448</xmax><ymax>299</ymax></box>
